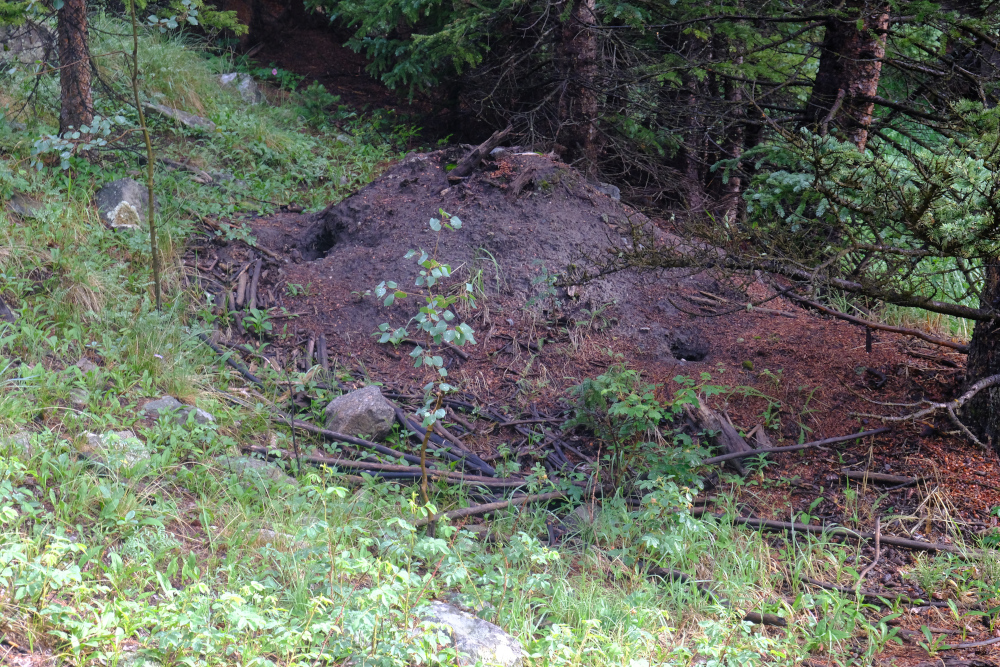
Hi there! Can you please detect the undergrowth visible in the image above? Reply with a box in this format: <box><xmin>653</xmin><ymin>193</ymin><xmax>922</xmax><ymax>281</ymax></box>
<box><xmin>0</xmin><ymin>17</ymin><xmax>997</xmax><ymax>667</ymax></box>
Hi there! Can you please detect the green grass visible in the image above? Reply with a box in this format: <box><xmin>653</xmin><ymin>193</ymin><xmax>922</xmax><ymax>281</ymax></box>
<box><xmin>0</xmin><ymin>19</ymin><xmax>998</xmax><ymax>667</ymax></box>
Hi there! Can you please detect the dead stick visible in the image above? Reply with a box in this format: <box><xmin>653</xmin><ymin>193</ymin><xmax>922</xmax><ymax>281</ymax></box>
<box><xmin>843</xmin><ymin>471</ymin><xmax>920</xmax><ymax>486</ymax></box>
<box><xmin>318</xmin><ymin>334</ymin><xmax>329</xmax><ymax>373</ymax></box>
<box><xmin>701</xmin><ymin>428</ymin><xmax>890</xmax><ymax>465</ymax></box>
<box><xmin>248</xmin><ymin>258</ymin><xmax>262</xmax><ymax>310</ymax></box>
<box><xmin>786</xmin><ymin>293</ymin><xmax>969</xmax><ymax>353</ymax></box>
<box><xmin>449</xmin><ymin>125</ymin><xmax>513</xmax><ymax>180</ymax></box>
<box><xmin>305</xmin><ymin>335</ymin><xmax>315</xmax><ymax>370</ymax></box>
<box><xmin>412</xmin><ymin>490</ymin><xmax>566</xmax><ymax>528</ymax></box>
<box><xmin>732</xmin><ymin>516</ymin><xmax>979</xmax><ymax>555</ymax></box>
<box><xmin>236</xmin><ymin>271</ymin><xmax>249</xmax><ymax>308</ymax></box>
<box><xmin>940</xmin><ymin>635</ymin><xmax>1000</xmax><ymax>650</ymax></box>
<box><xmin>857</xmin><ymin>516</ymin><xmax>881</xmax><ymax>587</ymax></box>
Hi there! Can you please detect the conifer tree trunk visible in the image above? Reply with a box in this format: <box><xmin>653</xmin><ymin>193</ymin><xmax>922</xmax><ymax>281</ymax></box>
<box><xmin>555</xmin><ymin>0</ymin><xmax>598</xmax><ymax>169</ymax></box>
<box><xmin>57</xmin><ymin>0</ymin><xmax>93</xmax><ymax>134</ymax></box>
<box><xmin>964</xmin><ymin>263</ymin><xmax>1000</xmax><ymax>449</ymax></box>
<box><xmin>802</xmin><ymin>0</ymin><xmax>888</xmax><ymax>150</ymax></box>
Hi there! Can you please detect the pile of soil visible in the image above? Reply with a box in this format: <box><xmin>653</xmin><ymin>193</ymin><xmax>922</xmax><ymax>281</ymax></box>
<box><xmin>249</xmin><ymin>147</ymin><xmax>694</xmax><ymax>358</ymax></box>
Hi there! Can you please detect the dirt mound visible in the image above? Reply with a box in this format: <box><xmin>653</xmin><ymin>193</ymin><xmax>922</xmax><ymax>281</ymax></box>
<box><xmin>252</xmin><ymin>148</ymin><xmax>686</xmax><ymax>347</ymax></box>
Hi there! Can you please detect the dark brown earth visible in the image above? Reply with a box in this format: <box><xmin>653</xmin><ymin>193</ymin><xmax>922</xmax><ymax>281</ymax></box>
<box><xmin>185</xmin><ymin>147</ymin><xmax>1000</xmax><ymax>667</ymax></box>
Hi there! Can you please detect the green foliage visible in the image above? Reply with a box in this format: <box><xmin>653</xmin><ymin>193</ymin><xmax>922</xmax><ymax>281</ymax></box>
<box><xmin>372</xmin><ymin>211</ymin><xmax>476</xmax><ymax>403</ymax></box>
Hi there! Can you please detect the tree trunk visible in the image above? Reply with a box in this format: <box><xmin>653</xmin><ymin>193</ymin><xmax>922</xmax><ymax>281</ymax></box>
<box><xmin>802</xmin><ymin>0</ymin><xmax>888</xmax><ymax>150</ymax></box>
<box><xmin>555</xmin><ymin>0</ymin><xmax>598</xmax><ymax>169</ymax></box>
<box><xmin>964</xmin><ymin>262</ymin><xmax>1000</xmax><ymax>449</ymax></box>
<box><xmin>57</xmin><ymin>0</ymin><xmax>93</xmax><ymax>134</ymax></box>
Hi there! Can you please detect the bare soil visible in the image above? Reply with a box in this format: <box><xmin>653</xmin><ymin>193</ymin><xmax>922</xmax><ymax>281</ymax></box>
<box><xmin>187</xmin><ymin>148</ymin><xmax>1000</xmax><ymax>667</ymax></box>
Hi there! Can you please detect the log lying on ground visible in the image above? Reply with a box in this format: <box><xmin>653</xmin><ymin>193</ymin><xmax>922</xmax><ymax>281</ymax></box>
<box><xmin>699</xmin><ymin>428</ymin><xmax>891</xmax><ymax>466</ymax></box>
<box><xmin>685</xmin><ymin>398</ymin><xmax>754</xmax><ymax>474</ymax></box>
<box><xmin>411</xmin><ymin>490</ymin><xmax>566</xmax><ymax>527</ymax></box>
<box><xmin>842</xmin><ymin>470</ymin><xmax>920</xmax><ymax>487</ymax></box>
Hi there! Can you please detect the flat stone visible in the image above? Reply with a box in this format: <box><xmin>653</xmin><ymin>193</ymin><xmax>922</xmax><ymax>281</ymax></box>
<box><xmin>7</xmin><ymin>192</ymin><xmax>43</xmax><ymax>218</ymax></box>
<box><xmin>323</xmin><ymin>385</ymin><xmax>395</xmax><ymax>441</ymax></box>
<box><xmin>141</xmin><ymin>395</ymin><xmax>215</xmax><ymax>426</ymax></box>
<box><xmin>84</xmin><ymin>430</ymin><xmax>150</xmax><ymax>466</ymax></box>
<box><xmin>70</xmin><ymin>388</ymin><xmax>89</xmax><ymax>409</ymax></box>
<box><xmin>219</xmin><ymin>73</ymin><xmax>263</xmax><ymax>105</ymax></box>
<box><xmin>0</xmin><ymin>21</ymin><xmax>55</xmax><ymax>65</ymax></box>
<box><xmin>75</xmin><ymin>357</ymin><xmax>99</xmax><ymax>374</ymax></box>
<box><xmin>420</xmin><ymin>601</ymin><xmax>523</xmax><ymax>667</ymax></box>
<box><xmin>3</xmin><ymin>430</ymin><xmax>33</xmax><ymax>458</ymax></box>
<box><xmin>143</xmin><ymin>102</ymin><xmax>216</xmax><ymax>132</ymax></box>
<box><xmin>215</xmin><ymin>455</ymin><xmax>296</xmax><ymax>486</ymax></box>
<box><xmin>596</xmin><ymin>182</ymin><xmax>621</xmax><ymax>201</ymax></box>
<box><xmin>94</xmin><ymin>178</ymin><xmax>149</xmax><ymax>229</ymax></box>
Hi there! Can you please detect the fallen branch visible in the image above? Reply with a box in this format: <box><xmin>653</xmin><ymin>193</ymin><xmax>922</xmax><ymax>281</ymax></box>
<box><xmin>245</xmin><ymin>444</ymin><xmax>528</xmax><ymax>487</ymax></box>
<box><xmin>197</xmin><ymin>333</ymin><xmax>264</xmax><ymax>386</ymax></box>
<box><xmin>449</xmin><ymin>125</ymin><xmax>513</xmax><ymax>181</ymax></box>
<box><xmin>733</xmin><ymin>516</ymin><xmax>980</xmax><ymax>556</ymax></box>
<box><xmin>785</xmin><ymin>293</ymin><xmax>969</xmax><ymax>352</ymax></box>
<box><xmin>411</xmin><ymin>490</ymin><xmax>565</xmax><ymax>527</ymax></box>
<box><xmin>854</xmin><ymin>374</ymin><xmax>1000</xmax><ymax>449</ymax></box>
<box><xmin>857</xmin><ymin>516</ymin><xmax>881</xmax><ymax>587</ymax></box>
<box><xmin>685</xmin><ymin>398</ymin><xmax>754</xmax><ymax>474</ymax></box>
<box><xmin>941</xmin><ymin>636</ymin><xmax>1000</xmax><ymax>650</ymax></box>
<box><xmin>647</xmin><ymin>565</ymin><xmax>786</xmax><ymax>627</ymax></box>
<box><xmin>800</xmin><ymin>576</ymin><xmax>937</xmax><ymax>606</ymax></box>
<box><xmin>248</xmin><ymin>258</ymin><xmax>263</xmax><ymax>310</ymax></box>
<box><xmin>843</xmin><ymin>470</ymin><xmax>921</xmax><ymax>487</ymax></box>
<box><xmin>270</xmin><ymin>414</ymin><xmax>424</xmax><ymax>466</ymax></box>
<box><xmin>700</xmin><ymin>428</ymin><xmax>890</xmax><ymax>465</ymax></box>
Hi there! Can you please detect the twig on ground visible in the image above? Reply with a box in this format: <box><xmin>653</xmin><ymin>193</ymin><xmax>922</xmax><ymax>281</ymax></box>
<box><xmin>700</xmin><ymin>428</ymin><xmax>890</xmax><ymax>465</ymax></box>
<box><xmin>449</xmin><ymin>125</ymin><xmax>513</xmax><ymax>181</ymax></box>
<box><xmin>411</xmin><ymin>490</ymin><xmax>566</xmax><ymax>527</ymax></box>
<box><xmin>248</xmin><ymin>258</ymin><xmax>262</xmax><ymax>310</ymax></box>
<box><xmin>857</xmin><ymin>516</ymin><xmax>881</xmax><ymax>587</ymax></box>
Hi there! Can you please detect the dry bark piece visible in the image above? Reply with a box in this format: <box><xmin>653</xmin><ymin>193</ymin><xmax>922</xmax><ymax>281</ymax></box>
<box><xmin>684</xmin><ymin>397</ymin><xmax>754</xmax><ymax>474</ymax></box>
<box><xmin>449</xmin><ymin>125</ymin><xmax>513</xmax><ymax>181</ymax></box>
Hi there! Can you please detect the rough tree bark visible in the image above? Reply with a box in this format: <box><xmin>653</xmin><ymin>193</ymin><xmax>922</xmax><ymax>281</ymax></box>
<box><xmin>802</xmin><ymin>0</ymin><xmax>888</xmax><ymax>150</ymax></box>
<box><xmin>555</xmin><ymin>0</ymin><xmax>598</xmax><ymax>169</ymax></box>
<box><xmin>57</xmin><ymin>0</ymin><xmax>93</xmax><ymax>134</ymax></box>
<box><xmin>964</xmin><ymin>263</ymin><xmax>1000</xmax><ymax>449</ymax></box>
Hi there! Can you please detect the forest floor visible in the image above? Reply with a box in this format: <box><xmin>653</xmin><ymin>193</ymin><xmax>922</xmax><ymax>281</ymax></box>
<box><xmin>191</xmin><ymin>139</ymin><xmax>1000</xmax><ymax>665</ymax></box>
<box><xmin>0</xmin><ymin>18</ymin><xmax>998</xmax><ymax>667</ymax></box>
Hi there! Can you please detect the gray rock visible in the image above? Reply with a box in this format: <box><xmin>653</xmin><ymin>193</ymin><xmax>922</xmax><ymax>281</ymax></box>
<box><xmin>75</xmin><ymin>357</ymin><xmax>99</xmax><ymax>374</ymax></box>
<box><xmin>335</xmin><ymin>133</ymin><xmax>354</xmax><ymax>146</ymax></box>
<box><xmin>84</xmin><ymin>430</ymin><xmax>150</xmax><ymax>466</ymax></box>
<box><xmin>219</xmin><ymin>73</ymin><xmax>264</xmax><ymax>105</ymax></box>
<box><xmin>7</xmin><ymin>192</ymin><xmax>43</xmax><ymax>218</ymax></box>
<box><xmin>2</xmin><ymin>430</ymin><xmax>33</xmax><ymax>457</ymax></box>
<box><xmin>215</xmin><ymin>455</ymin><xmax>296</xmax><ymax>486</ymax></box>
<box><xmin>94</xmin><ymin>178</ymin><xmax>149</xmax><ymax>229</ymax></box>
<box><xmin>70</xmin><ymin>388</ymin><xmax>89</xmax><ymax>409</ymax></box>
<box><xmin>143</xmin><ymin>102</ymin><xmax>216</xmax><ymax>132</ymax></box>
<box><xmin>324</xmin><ymin>386</ymin><xmax>395</xmax><ymax>441</ymax></box>
<box><xmin>420</xmin><ymin>601</ymin><xmax>523</xmax><ymax>667</ymax></box>
<box><xmin>257</xmin><ymin>528</ymin><xmax>308</xmax><ymax>550</ymax></box>
<box><xmin>142</xmin><ymin>395</ymin><xmax>215</xmax><ymax>426</ymax></box>
<box><xmin>0</xmin><ymin>21</ymin><xmax>55</xmax><ymax>65</ymax></box>
<box><xmin>596</xmin><ymin>182</ymin><xmax>621</xmax><ymax>201</ymax></box>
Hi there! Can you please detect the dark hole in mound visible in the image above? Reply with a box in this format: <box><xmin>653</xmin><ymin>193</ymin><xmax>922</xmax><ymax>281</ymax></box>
<box><xmin>670</xmin><ymin>329</ymin><xmax>709</xmax><ymax>361</ymax></box>
<box><xmin>298</xmin><ymin>218</ymin><xmax>342</xmax><ymax>261</ymax></box>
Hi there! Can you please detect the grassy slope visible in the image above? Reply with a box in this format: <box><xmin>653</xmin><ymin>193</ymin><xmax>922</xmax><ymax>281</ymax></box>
<box><xmin>0</xmin><ymin>21</ymin><xmax>997</xmax><ymax>667</ymax></box>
